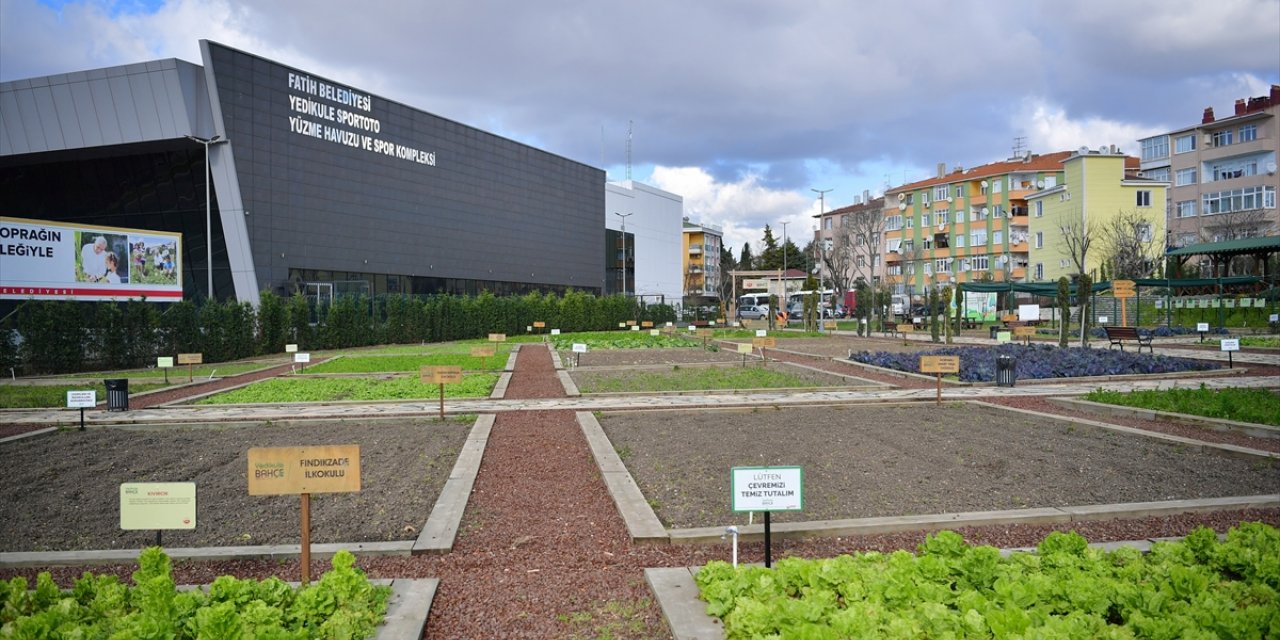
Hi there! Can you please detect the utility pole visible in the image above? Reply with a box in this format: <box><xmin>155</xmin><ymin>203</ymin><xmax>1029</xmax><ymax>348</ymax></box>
<box><xmin>811</xmin><ymin>188</ymin><xmax>832</xmax><ymax>304</ymax></box>
<box><xmin>781</xmin><ymin>221</ymin><xmax>789</xmax><ymax>298</ymax></box>
<box><xmin>185</xmin><ymin>134</ymin><xmax>227</xmax><ymax>300</ymax></box>
<box><xmin>615</xmin><ymin>212</ymin><xmax>633</xmax><ymax>296</ymax></box>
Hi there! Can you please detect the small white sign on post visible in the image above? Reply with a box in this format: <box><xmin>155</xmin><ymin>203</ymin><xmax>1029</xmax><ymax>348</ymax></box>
<box><xmin>1221</xmin><ymin>338</ymin><xmax>1240</xmax><ymax>351</ymax></box>
<box><xmin>120</xmin><ymin>482</ymin><xmax>196</xmax><ymax>530</ymax></box>
<box><xmin>755</xmin><ymin>329</ymin><xmax>767</xmax><ymax>337</ymax></box>
<box><xmin>156</xmin><ymin>357</ymin><xmax>174</xmax><ymax>368</ymax></box>
<box><xmin>1271</xmin><ymin>314</ymin><xmax>1279</xmax><ymax>323</ymax></box>
<box><xmin>1098</xmin><ymin>316</ymin><xmax>1109</xmax><ymax>324</ymax></box>
<box><xmin>649</xmin><ymin>329</ymin><xmax>659</xmax><ymax>336</ymax></box>
<box><xmin>572</xmin><ymin>343</ymin><xmax>588</xmax><ymax>353</ymax></box>
<box><xmin>1018</xmin><ymin>304</ymin><xmax>1041</xmax><ymax>322</ymax></box>
<box><xmin>294</xmin><ymin>352</ymin><xmax>311</xmax><ymax>363</ymax></box>
<box><xmin>631</xmin><ymin>325</ymin><xmax>640</xmax><ymax>331</ymax></box>
<box><xmin>551</xmin><ymin>329</ymin><xmax>561</xmax><ymax>336</ymax></box>
<box><xmin>1197</xmin><ymin>322</ymin><xmax>1210</xmax><ymax>332</ymax></box>
<box><xmin>285</xmin><ymin>344</ymin><xmax>298</xmax><ymax>353</ymax></box>
<box><xmin>732</xmin><ymin>466</ymin><xmax>803</xmax><ymax>512</ymax></box>
<box><xmin>66</xmin><ymin>390</ymin><xmax>96</xmax><ymax>408</ymax></box>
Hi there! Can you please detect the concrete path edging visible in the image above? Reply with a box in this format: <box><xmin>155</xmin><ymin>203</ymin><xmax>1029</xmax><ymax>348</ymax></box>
<box><xmin>490</xmin><ymin>373</ymin><xmax>512</xmax><ymax>399</ymax></box>
<box><xmin>1047</xmin><ymin>397</ymin><xmax>1280</xmax><ymax>439</ymax></box>
<box><xmin>412</xmin><ymin>413</ymin><xmax>493</xmax><ymax>553</ymax></box>
<box><xmin>377</xmin><ymin>578</ymin><xmax>438</xmax><ymax>640</ymax></box>
<box><xmin>576</xmin><ymin>411</ymin><xmax>667</xmax><ymax>543</ymax></box>
<box><xmin>0</xmin><ymin>541</ymin><xmax>414</xmax><ymax>569</ymax></box>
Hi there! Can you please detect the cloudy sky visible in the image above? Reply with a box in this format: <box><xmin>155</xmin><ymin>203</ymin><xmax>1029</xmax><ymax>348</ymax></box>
<box><xmin>2</xmin><ymin>0</ymin><xmax>1278</xmax><ymax>253</ymax></box>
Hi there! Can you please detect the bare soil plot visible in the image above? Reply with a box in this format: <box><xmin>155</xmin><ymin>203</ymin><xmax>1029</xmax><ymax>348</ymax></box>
<box><xmin>0</xmin><ymin>419</ymin><xmax>470</xmax><ymax>552</ymax></box>
<box><xmin>600</xmin><ymin>404</ymin><xmax>1279</xmax><ymax>529</ymax></box>
<box><xmin>562</xmin><ymin>347</ymin><xmax>744</xmax><ymax>367</ymax></box>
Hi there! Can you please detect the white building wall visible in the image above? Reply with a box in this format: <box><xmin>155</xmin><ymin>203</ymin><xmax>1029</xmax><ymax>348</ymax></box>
<box><xmin>605</xmin><ymin>180</ymin><xmax>683</xmax><ymax>303</ymax></box>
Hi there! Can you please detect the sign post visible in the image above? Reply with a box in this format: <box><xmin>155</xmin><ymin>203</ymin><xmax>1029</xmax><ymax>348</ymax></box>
<box><xmin>67</xmin><ymin>390</ymin><xmax>96</xmax><ymax>431</ymax></box>
<box><xmin>421</xmin><ymin>366</ymin><xmax>463</xmax><ymax>418</ymax></box>
<box><xmin>294</xmin><ymin>352</ymin><xmax>311</xmax><ymax>372</ymax></box>
<box><xmin>731</xmin><ymin>466</ymin><xmax>802</xmax><ymax>568</ymax></box>
<box><xmin>737</xmin><ymin>342</ymin><xmax>752</xmax><ymax>367</ymax></box>
<box><xmin>1013</xmin><ymin>325</ymin><xmax>1036</xmax><ymax>346</ymax></box>
<box><xmin>752</xmin><ymin>336</ymin><xmax>775</xmax><ymax>364</ymax></box>
<box><xmin>177</xmin><ymin>353</ymin><xmax>202</xmax><ymax>382</ymax></box>
<box><xmin>900</xmin><ymin>323</ymin><xmax>914</xmax><ymax>346</ymax></box>
<box><xmin>156</xmin><ymin>356</ymin><xmax>174</xmax><ymax>384</ymax></box>
<box><xmin>1112</xmin><ymin>280</ymin><xmax>1136</xmax><ymax>325</ymax></box>
<box><xmin>572</xmin><ymin>342</ymin><xmax>587</xmax><ymax>368</ymax></box>
<box><xmin>121</xmin><ymin>482</ymin><xmax>196</xmax><ymax>547</ymax></box>
<box><xmin>470</xmin><ymin>345</ymin><xmax>496</xmax><ymax>370</ymax></box>
<box><xmin>248</xmin><ymin>445</ymin><xmax>361</xmax><ymax>584</ymax></box>
<box><xmin>920</xmin><ymin>356</ymin><xmax>959</xmax><ymax>405</ymax></box>
<box><xmin>1197</xmin><ymin>322</ymin><xmax>1209</xmax><ymax>343</ymax></box>
<box><xmin>1221</xmin><ymin>338</ymin><xmax>1239</xmax><ymax>369</ymax></box>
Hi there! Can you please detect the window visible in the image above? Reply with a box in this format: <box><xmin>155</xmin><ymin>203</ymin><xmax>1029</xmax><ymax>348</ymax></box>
<box><xmin>954</xmin><ymin>185</ymin><xmax>964</xmax><ymax>198</ymax></box>
<box><xmin>1034</xmin><ymin>231</ymin><xmax>1044</xmax><ymax>249</ymax></box>
<box><xmin>971</xmin><ymin>255</ymin><xmax>989</xmax><ymax>271</ymax></box>
<box><xmin>1210</xmin><ymin>159</ymin><xmax>1257</xmax><ymax>181</ymax></box>
<box><xmin>934</xmin><ymin>186</ymin><xmax>949</xmax><ymax>201</ymax></box>
<box><xmin>955</xmin><ymin>234</ymin><xmax>966</xmax><ymax>248</ymax></box>
<box><xmin>1174</xmin><ymin>134</ymin><xmax>1196</xmax><ymax>153</ymax></box>
<box><xmin>921</xmin><ymin>213</ymin><xmax>931</xmax><ymax>227</ymax></box>
<box><xmin>1239</xmin><ymin>124</ymin><xmax>1257</xmax><ymax>142</ymax></box>
<box><xmin>1202</xmin><ymin>186</ymin><xmax>1276</xmax><ymax>214</ymax></box>
<box><xmin>903</xmin><ymin>193</ymin><xmax>913</xmax><ymax>204</ymax></box>
<box><xmin>823</xmin><ymin>239</ymin><xmax>833</xmax><ymax>251</ymax></box>
<box><xmin>993</xmin><ymin>230</ymin><xmax>1004</xmax><ymax>245</ymax></box>
<box><xmin>903</xmin><ymin>240</ymin><xmax>914</xmax><ymax>253</ymax></box>
<box><xmin>937</xmin><ymin>210</ymin><xmax>949</xmax><ymax>225</ymax></box>
<box><xmin>1137</xmin><ymin>223</ymin><xmax>1152</xmax><ymax>243</ymax></box>
<box><xmin>1034</xmin><ymin>201</ymin><xmax>1043</xmax><ymax>217</ymax></box>
<box><xmin>885</xmin><ymin>215</ymin><xmax>903</xmax><ymax>230</ymax></box>
<box><xmin>1141</xmin><ymin>135</ymin><xmax>1170</xmax><ymax>161</ymax></box>
<box><xmin>992</xmin><ymin>180</ymin><xmax>1002</xmax><ymax>193</ymax></box>
<box><xmin>1136</xmin><ymin>190</ymin><xmax>1152</xmax><ymax>207</ymax></box>
<box><xmin>1176</xmin><ymin>200</ymin><xmax>1197</xmax><ymax>218</ymax></box>
<box><xmin>886</xmin><ymin>238</ymin><xmax>903</xmax><ymax>252</ymax></box>
<box><xmin>1042</xmin><ymin>175</ymin><xmax>1057</xmax><ymax>188</ymax></box>
<box><xmin>922</xmin><ymin>239</ymin><xmax>933</xmax><ymax>250</ymax></box>
<box><xmin>992</xmin><ymin>205</ymin><xmax>1006</xmax><ymax>218</ymax></box>
<box><xmin>886</xmin><ymin>264</ymin><xmax>902</xmax><ymax>276</ymax></box>
<box><xmin>1175</xmin><ymin>168</ymin><xmax>1196</xmax><ymax>186</ymax></box>
<box><xmin>857</xmin><ymin>256</ymin><xmax>866</xmax><ymax>267</ymax></box>
<box><xmin>1144</xmin><ymin>167</ymin><xmax>1170</xmax><ymax>182</ymax></box>
<box><xmin>905</xmin><ymin>217</ymin><xmax>914</xmax><ymax>228</ymax></box>
<box><xmin>971</xmin><ymin>229</ymin><xmax>988</xmax><ymax>246</ymax></box>
<box><xmin>840</xmin><ymin>215</ymin><xmax>848</xmax><ymax>227</ymax></box>
<box><xmin>1211</xmin><ymin>129</ymin><xmax>1233</xmax><ymax>147</ymax></box>
<box><xmin>935</xmin><ymin>259</ymin><xmax>951</xmax><ymax>273</ymax></box>
<box><xmin>1034</xmin><ymin>263</ymin><xmax>1044</xmax><ymax>280</ymax></box>
<box><xmin>823</xmin><ymin>218</ymin><xmax>833</xmax><ymax>230</ymax></box>
<box><xmin>923</xmin><ymin>263</ymin><xmax>932</xmax><ymax>275</ymax></box>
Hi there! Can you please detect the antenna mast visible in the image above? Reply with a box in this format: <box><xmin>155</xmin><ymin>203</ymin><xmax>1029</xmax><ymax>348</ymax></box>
<box><xmin>1012</xmin><ymin>136</ymin><xmax>1027</xmax><ymax>158</ymax></box>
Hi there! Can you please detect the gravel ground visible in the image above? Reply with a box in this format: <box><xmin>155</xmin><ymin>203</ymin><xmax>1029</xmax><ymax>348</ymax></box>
<box><xmin>0</xmin><ymin>418</ymin><xmax>469</xmax><ymax>551</ymax></box>
<box><xmin>601</xmin><ymin>404</ymin><xmax>1279</xmax><ymax>529</ymax></box>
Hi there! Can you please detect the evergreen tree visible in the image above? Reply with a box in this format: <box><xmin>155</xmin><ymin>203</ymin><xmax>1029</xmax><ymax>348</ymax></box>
<box><xmin>738</xmin><ymin>243</ymin><xmax>755</xmax><ymax>270</ymax></box>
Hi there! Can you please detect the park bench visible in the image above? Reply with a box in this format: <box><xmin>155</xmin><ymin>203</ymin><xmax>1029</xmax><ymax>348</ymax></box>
<box><xmin>882</xmin><ymin>321</ymin><xmax>900</xmax><ymax>337</ymax></box>
<box><xmin>1105</xmin><ymin>326</ymin><xmax>1153</xmax><ymax>354</ymax></box>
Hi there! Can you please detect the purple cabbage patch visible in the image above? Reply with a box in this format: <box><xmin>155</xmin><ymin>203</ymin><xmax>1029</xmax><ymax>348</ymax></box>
<box><xmin>848</xmin><ymin>344</ymin><xmax>1220</xmax><ymax>382</ymax></box>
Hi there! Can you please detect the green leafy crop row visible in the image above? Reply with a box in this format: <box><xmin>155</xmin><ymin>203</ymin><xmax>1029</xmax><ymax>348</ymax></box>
<box><xmin>1083</xmin><ymin>385</ymin><xmax>1280</xmax><ymax>427</ymax></box>
<box><xmin>696</xmin><ymin>523</ymin><xmax>1280</xmax><ymax>639</ymax></box>
<box><xmin>196</xmin><ymin>374</ymin><xmax>499</xmax><ymax>404</ymax></box>
<box><xmin>0</xmin><ymin>548</ymin><xmax>390</xmax><ymax>639</ymax></box>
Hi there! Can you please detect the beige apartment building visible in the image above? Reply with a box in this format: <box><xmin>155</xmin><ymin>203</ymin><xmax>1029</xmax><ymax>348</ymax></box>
<box><xmin>1138</xmin><ymin>85</ymin><xmax>1279</xmax><ymax>251</ymax></box>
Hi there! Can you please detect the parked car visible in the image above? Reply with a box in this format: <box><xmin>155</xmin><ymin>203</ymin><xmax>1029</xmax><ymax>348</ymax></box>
<box><xmin>737</xmin><ymin>305</ymin><xmax>768</xmax><ymax>320</ymax></box>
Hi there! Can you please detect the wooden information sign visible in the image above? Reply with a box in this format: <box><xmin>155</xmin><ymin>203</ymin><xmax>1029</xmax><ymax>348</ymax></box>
<box><xmin>920</xmin><ymin>355</ymin><xmax>960</xmax><ymax>405</ymax></box>
<box><xmin>421</xmin><ymin>366</ymin><xmax>464</xmax><ymax>417</ymax></box>
<box><xmin>641</xmin><ymin>320</ymin><xmax>654</xmax><ymax>328</ymax></box>
<box><xmin>533</xmin><ymin>321</ymin><xmax>546</xmax><ymax>329</ymax></box>
<box><xmin>177</xmin><ymin>353</ymin><xmax>202</xmax><ymax>381</ymax></box>
<box><xmin>751</xmin><ymin>337</ymin><xmax>776</xmax><ymax>349</ymax></box>
<box><xmin>488</xmin><ymin>333</ymin><xmax>507</xmax><ymax>342</ymax></box>
<box><xmin>626</xmin><ymin>320</ymin><xmax>637</xmax><ymax>327</ymax></box>
<box><xmin>823</xmin><ymin>320</ymin><xmax>838</xmax><ymax>331</ymax></box>
<box><xmin>247</xmin><ymin>444</ymin><xmax>360</xmax><ymax>585</ymax></box>
<box><xmin>1013</xmin><ymin>325</ymin><xmax>1036</xmax><ymax>344</ymax></box>
<box><xmin>1112</xmin><ymin>280</ymin><xmax>1136</xmax><ymax>323</ymax></box>
<box><xmin>470</xmin><ymin>346</ymin><xmax>496</xmax><ymax>368</ymax></box>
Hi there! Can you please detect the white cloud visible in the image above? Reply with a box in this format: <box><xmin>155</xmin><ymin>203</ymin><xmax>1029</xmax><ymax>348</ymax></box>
<box><xmin>1016</xmin><ymin>97</ymin><xmax>1167</xmax><ymax>156</ymax></box>
<box><xmin>649</xmin><ymin>166</ymin><xmax>814</xmax><ymax>255</ymax></box>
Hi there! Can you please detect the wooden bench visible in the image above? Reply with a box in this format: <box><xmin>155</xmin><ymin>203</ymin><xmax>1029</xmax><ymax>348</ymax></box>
<box><xmin>882</xmin><ymin>321</ymin><xmax>900</xmax><ymax>337</ymax></box>
<box><xmin>959</xmin><ymin>318</ymin><xmax>979</xmax><ymax>330</ymax></box>
<box><xmin>1105</xmin><ymin>326</ymin><xmax>1153</xmax><ymax>354</ymax></box>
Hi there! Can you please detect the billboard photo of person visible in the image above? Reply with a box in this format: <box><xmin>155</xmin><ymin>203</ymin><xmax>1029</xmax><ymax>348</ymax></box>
<box><xmin>77</xmin><ymin>234</ymin><xmax>109</xmax><ymax>282</ymax></box>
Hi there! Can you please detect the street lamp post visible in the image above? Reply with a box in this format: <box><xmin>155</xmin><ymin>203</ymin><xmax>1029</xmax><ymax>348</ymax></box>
<box><xmin>811</xmin><ymin>187</ymin><xmax>832</xmax><ymax>312</ymax></box>
<box><xmin>781</xmin><ymin>221</ymin><xmax>789</xmax><ymax>297</ymax></box>
<box><xmin>615</xmin><ymin>212</ymin><xmax>633</xmax><ymax>297</ymax></box>
<box><xmin>186</xmin><ymin>134</ymin><xmax>226</xmax><ymax>300</ymax></box>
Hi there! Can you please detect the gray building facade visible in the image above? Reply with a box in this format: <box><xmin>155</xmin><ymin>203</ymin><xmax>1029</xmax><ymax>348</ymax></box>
<box><xmin>0</xmin><ymin>41</ymin><xmax>604</xmax><ymax>305</ymax></box>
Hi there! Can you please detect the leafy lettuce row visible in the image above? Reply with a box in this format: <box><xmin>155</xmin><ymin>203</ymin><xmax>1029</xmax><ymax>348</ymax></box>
<box><xmin>696</xmin><ymin>523</ymin><xmax>1280</xmax><ymax>639</ymax></box>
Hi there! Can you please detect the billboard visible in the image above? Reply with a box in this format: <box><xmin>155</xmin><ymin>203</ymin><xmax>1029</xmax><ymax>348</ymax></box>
<box><xmin>0</xmin><ymin>217</ymin><xmax>183</xmax><ymax>302</ymax></box>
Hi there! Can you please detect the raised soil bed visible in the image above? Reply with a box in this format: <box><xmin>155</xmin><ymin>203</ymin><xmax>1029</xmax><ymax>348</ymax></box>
<box><xmin>600</xmin><ymin>404</ymin><xmax>1280</xmax><ymax>529</ymax></box>
<box><xmin>0</xmin><ymin>418</ymin><xmax>470</xmax><ymax>552</ymax></box>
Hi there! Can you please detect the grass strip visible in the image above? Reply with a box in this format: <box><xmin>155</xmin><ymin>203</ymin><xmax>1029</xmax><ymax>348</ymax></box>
<box><xmin>195</xmin><ymin>373</ymin><xmax>498</xmax><ymax>404</ymax></box>
<box><xmin>0</xmin><ymin>382</ymin><xmax>171</xmax><ymax>409</ymax></box>
<box><xmin>303</xmin><ymin>354</ymin><xmax>502</xmax><ymax>373</ymax></box>
<box><xmin>1082</xmin><ymin>385</ymin><xmax>1280</xmax><ymax>426</ymax></box>
<box><xmin>576</xmin><ymin>365</ymin><xmax>839</xmax><ymax>393</ymax></box>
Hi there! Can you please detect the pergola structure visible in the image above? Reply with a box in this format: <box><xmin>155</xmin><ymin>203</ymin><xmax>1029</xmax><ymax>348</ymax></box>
<box><xmin>1166</xmin><ymin>236</ymin><xmax>1280</xmax><ymax>279</ymax></box>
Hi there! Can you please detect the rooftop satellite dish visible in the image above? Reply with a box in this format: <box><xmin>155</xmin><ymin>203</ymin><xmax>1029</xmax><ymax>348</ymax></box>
<box><xmin>1078</xmin><ymin>146</ymin><xmax>1090</xmax><ymax>155</ymax></box>
<box><xmin>1036</xmin><ymin>180</ymin><xmax>1045</xmax><ymax>188</ymax></box>
<box><xmin>981</xmin><ymin>180</ymin><xmax>989</xmax><ymax>188</ymax></box>
<box><xmin>981</xmin><ymin>207</ymin><xmax>989</xmax><ymax>215</ymax></box>
<box><xmin>897</xmin><ymin>193</ymin><xmax>906</xmax><ymax>201</ymax></box>
<box><xmin>898</xmin><ymin>202</ymin><xmax>907</xmax><ymax>211</ymax></box>
<box><xmin>1098</xmin><ymin>146</ymin><xmax>1108</xmax><ymax>153</ymax></box>
<box><xmin>1267</xmin><ymin>162</ymin><xmax>1277</xmax><ymax>175</ymax></box>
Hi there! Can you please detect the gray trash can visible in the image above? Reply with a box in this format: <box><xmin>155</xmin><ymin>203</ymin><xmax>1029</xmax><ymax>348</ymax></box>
<box><xmin>995</xmin><ymin>355</ymin><xmax>1016</xmax><ymax>388</ymax></box>
<box><xmin>105</xmin><ymin>378</ymin><xmax>129</xmax><ymax>411</ymax></box>
<box><xmin>989</xmin><ymin>326</ymin><xmax>1000</xmax><ymax>339</ymax></box>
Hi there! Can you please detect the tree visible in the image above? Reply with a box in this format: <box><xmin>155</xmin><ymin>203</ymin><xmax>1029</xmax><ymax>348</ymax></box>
<box><xmin>1059</xmin><ymin>218</ymin><xmax>1098</xmax><ymax>345</ymax></box>
<box><xmin>756</xmin><ymin>225</ymin><xmax>782</xmax><ymax>270</ymax></box>
<box><xmin>716</xmin><ymin>246</ymin><xmax>736</xmax><ymax>317</ymax></box>
<box><xmin>1191</xmin><ymin>207</ymin><xmax>1273</xmax><ymax>276</ymax></box>
<box><xmin>738</xmin><ymin>243</ymin><xmax>755</xmax><ymax>271</ymax></box>
<box><xmin>1100</xmin><ymin>210</ymin><xmax>1161</xmax><ymax>280</ymax></box>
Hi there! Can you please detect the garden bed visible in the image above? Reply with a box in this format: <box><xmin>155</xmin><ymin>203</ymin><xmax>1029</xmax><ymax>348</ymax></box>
<box><xmin>849</xmin><ymin>343</ymin><xmax>1220</xmax><ymax>382</ymax></box>
<box><xmin>600</xmin><ymin>404</ymin><xmax>1279</xmax><ymax>529</ymax></box>
<box><xmin>0</xmin><ymin>419</ymin><xmax>470</xmax><ymax>552</ymax></box>
<box><xmin>569</xmin><ymin>362</ymin><xmax>857</xmax><ymax>393</ymax></box>
<box><xmin>562</xmin><ymin>347</ymin><xmax>743</xmax><ymax>367</ymax></box>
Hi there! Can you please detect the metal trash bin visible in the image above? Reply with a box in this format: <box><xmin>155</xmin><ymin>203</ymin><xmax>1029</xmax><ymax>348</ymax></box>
<box><xmin>995</xmin><ymin>355</ymin><xmax>1016</xmax><ymax>388</ymax></box>
<box><xmin>105</xmin><ymin>378</ymin><xmax>129</xmax><ymax>412</ymax></box>
<box><xmin>990</xmin><ymin>326</ymin><xmax>1000</xmax><ymax>339</ymax></box>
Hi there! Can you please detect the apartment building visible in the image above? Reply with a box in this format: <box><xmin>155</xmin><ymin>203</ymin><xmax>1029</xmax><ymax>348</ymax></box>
<box><xmin>1138</xmin><ymin>85</ymin><xmax>1279</xmax><ymax>250</ymax></box>
<box><xmin>1025</xmin><ymin>148</ymin><xmax>1165</xmax><ymax>283</ymax></box>
<box><xmin>813</xmin><ymin>191</ymin><xmax>885</xmax><ymax>292</ymax></box>
<box><xmin>681</xmin><ymin>219</ymin><xmax>723</xmax><ymax>307</ymax></box>
<box><xmin>882</xmin><ymin>152</ymin><xmax>1070</xmax><ymax>297</ymax></box>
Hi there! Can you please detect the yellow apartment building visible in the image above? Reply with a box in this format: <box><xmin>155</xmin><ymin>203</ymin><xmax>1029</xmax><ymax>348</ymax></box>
<box><xmin>1025</xmin><ymin>148</ymin><xmax>1167</xmax><ymax>283</ymax></box>
<box><xmin>681</xmin><ymin>219</ymin><xmax>723</xmax><ymax>308</ymax></box>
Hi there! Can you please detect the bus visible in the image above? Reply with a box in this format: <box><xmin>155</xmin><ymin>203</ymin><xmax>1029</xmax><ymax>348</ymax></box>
<box><xmin>738</xmin><ymin>293</ymin><xmax>772</xmax><ymax>309</ymax></box>
<box><xmin>786</xmin><ymin>290</ymin><xmax>844</xmax><ymax>317</ymax></box>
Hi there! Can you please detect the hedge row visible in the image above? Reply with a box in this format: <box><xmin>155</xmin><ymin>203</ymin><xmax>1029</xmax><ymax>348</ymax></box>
<box><xmin>0</xmin><ymin>291</ymin><xmax>674</xmax><ymax>375</ymax></box>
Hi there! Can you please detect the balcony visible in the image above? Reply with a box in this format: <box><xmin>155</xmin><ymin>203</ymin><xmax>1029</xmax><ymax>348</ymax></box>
<box><xmin>688</xmin><ymin>245</ymin><xmax>702</xmax><ymax>255</ymax></box>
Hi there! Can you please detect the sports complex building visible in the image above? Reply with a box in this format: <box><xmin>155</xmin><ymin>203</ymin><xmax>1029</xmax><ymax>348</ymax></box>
<box><xmin>0</xmin><ymin>41</ymin><xmax>606</xmax><ymax>309</ymax></box>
